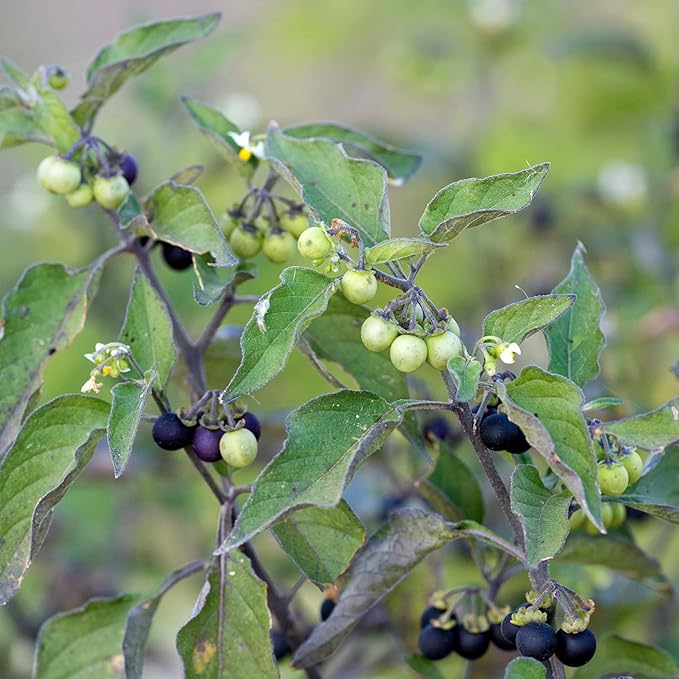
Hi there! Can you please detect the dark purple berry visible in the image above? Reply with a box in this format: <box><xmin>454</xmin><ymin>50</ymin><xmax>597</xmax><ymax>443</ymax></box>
<box><xmin>119</xmin><ymin>153</ymin><xmax>138</xmax><ymax>185</ymax></box>
<box><xmin>516</xmin><ymin>622</ymin><xmax>556</xmax><ymax>661</ymax></box>
<box><xmin>192</xmin><ymin>426</ymin><xmax>223</xmax><ymax>462</ymax></box>
<box><xmin>320</xmin><ymin>598</ymin><xmax>335</xmax><ymax>621</ymax></box>
<box><xmin>490</xmin><ymin>621</ymin><xmax>516</xmax><ymax>650</ymax></box>
<box><xmin>455</xmin><ymin>626</ymin><xmax>490</xmax><ymax>660</ymax></box>
<box><xmin>479</xmin><ymin>412</ymin><xmax>530</xmax><ymax>454</ymax></box>
<box><xmin>379</xmin><ymin>495</ymin><xmax>405</xmax><ymax>521</ymax></box>
<box><xmin>423</xmin><ymin>417</ymin><xmax>450</xmax><ymax>442</ymax></box>
<box><xmin>152</xmin><ymin>412</ymin><xmax>194</xmax><ymax>450</ymax></box>
<box><xmin>472</xmin><ymin>404</ymin><xmax>497</xmax><ymax>421</ymax></box>
<box><xmin>500</xmin><ymin>605</ymin><xmax>528</xmax><ymax>646</ymax></box>
<box><xmin>420</xmin><ymin>605</ymin><xmax>450</xmax><ymax>629</ymax></box>
<box><xmin>271</xmin><ymin>630</ymin><xmax>291</xmax><ymax>660</ymax></box>
<box><xmin>162</xmin><ymin>243</ymin><xmax>193</xmax><ymax>271</ymax></box>
<box><xmin>555</xmin><ymin>628</ymin><xmax>596</xmax><ymax>667</ymax></box>
<box><xmin>418</xmin><ymin>624</ymin><xmax>457</xmax><ymax>661</ymax></box>
<box><xmin>240</xmin><ymin>411</ymin><xmax>261</xmax><ymax>440</ymax></box>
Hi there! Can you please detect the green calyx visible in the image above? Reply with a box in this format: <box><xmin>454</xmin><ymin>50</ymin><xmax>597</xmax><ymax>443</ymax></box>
<box><xmin>511</xmin><ymin>606</ymin><xmax>548</xmax><ymax>626</ymax></box>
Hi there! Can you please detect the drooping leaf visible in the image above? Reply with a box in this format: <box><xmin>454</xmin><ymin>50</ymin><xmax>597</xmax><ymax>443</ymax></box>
<box><xmin>283</xmin><ymin>122</ymin><xmax>422</xmax><ymax>184</ymax></box>
<box><xmin>503</xmin><ymin>657</ymin><xmax>547</xmax><ymax>679</ymax></box>
<box><xmin>574</xmin><ymin>633</ymin><xmax>679</xmax><ymax>679</ymax></box>
<box><xmin>34</xmin><ymin>594</ymin><xmax>142</xmax><ymax>679</ymax></box>
<box><xmin>544</xmin><ymin>243</ymin><xmax>606</xmax><ymax>387</ymax></box>
<box><xmin>0</xmin><ymin>395</ymin><xmax>109</xmax><ymax>605</ymax></box>
<box><xmin>72</xmin><ymin>14</ymin><xmax>221</xmax><ymax>125</ymax></box>
<box><xmin>221</xmin><ymin>390</ymin><xmax>403</xmax><ymax>552</ymax></box>
<box><xmin>582</xmin><ymin>396</ymin><xmax>624</xmax><ymax>412</ymax></box>
<box><xmin>33</xmin><ymin>83</ymin><xmax>80</xmax><ymax>152</ymax></box>
<box><xmin>273</xmin><ymin>501</ymin><xmax>366</xmax><ymax>587</ymax></box>
<box><xmin>0</xmin><ymin>261</ymin><xmax>102</xmax><ymax>454</ymax></box>
<box><xmin>266</xmin><ymin>126</ymin><xmax>390</xmax><ymax>246</ymax></box>
<box><xmin>107</xmin><ymin>371</ymin><xmax>155</xmax><ymax>479</ymax></box>
<box><xmin>498</xmin><ymin>367</ymin><xmax>602</xmax><ymax>530</ymax></box>
<box><xmin>146</xmin><ymin>182</ymin><xmax>236</xmax><ymax>267</ymax></box>
<box><xmin>224</xmin><ymin>267</ymin><xmax>338</xmax><ymax>401</ymax></box>
<box><xmin>120</xmin><ymin>269</ymin><xmax>176</xmax><ymax>390</ymax></box>
<box><xmin>597</xmin><ymin>398</ymin><xmax>679</xmax><ymax>451</ymax></box>
<box><xmin>418</xmin><ymin>163</ymin><xmax>550</xmax><ymax>242</ymax></box>
<box><xmin>364</xmin><ymin>237</ymin><xmax>445</xmax><ymax>266</ymax></box>
<box><xmin>510</xmin><ymin>465</ymin><xmax>571</xmax><ymax>567</ymax></box>
<box><xmin>176</xmin><ymin>552</ymin><xmax>277</xmax><ymax>679</ymax></box>
<box><xmin>482</xmin><ymin>294</ymin><xmax>575</xmax><ymax>345</ymax></box>
<box><xmin>181</xmin><ymin>96</ymin><xmax>241</xmax><ymax>159</ymax></box>
<box><xmin>446</xmin><ymin>355</ymin><xmax>482</xmax><ymax>403</ymax></box>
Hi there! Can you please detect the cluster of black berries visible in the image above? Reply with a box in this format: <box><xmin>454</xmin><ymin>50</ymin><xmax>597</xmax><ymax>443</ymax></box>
<box><xmin>476</xmin><ymin>403</ymin><xmax>531</xmax><ymax>455</ymax></box>
<box><xmin>418</xmin><ymin>606</ymin><xmax>492</xmax><ymax>662</ymax></box>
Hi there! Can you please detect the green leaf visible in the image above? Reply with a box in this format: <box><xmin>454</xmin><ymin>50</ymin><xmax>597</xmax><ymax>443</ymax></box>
<box><xmin>619</xmin><ymin>450</ymin><xmax>679</xmax><ymax>523</ymax></box>
<box><xmin>503</xmin><ymin>657</ymin><xmax>547</xmax><ymax>679</ymax></box>
<box><xmin>482</xmin><ymin>294</ymin><xmax>575</xmax><ymax>345</ymax></box>
<box><xmin>1</xmin><ymin>58</ymin><xmax>30</xmax><ymax>89</ymax></box>
<box><xmin>0</xmin><ymin>395</ymin><xmax>109</xmax><ymax>605</ymax></box>
<box><xmin>418</xmin><ymin>162</ymin><xmax>550</xmax><ymax>243</ymax></box>
<box><xmin>176</xmin><ymin>552</ymin><xmax>277</xmax><ymax>679</ymax></box>
<box><xmin>364</xmin><ymin>237</ymin><xmax>445</xmax><ymax>266</ymax></box>
<box><xmin>120</xmin><ymin>270</ymin><xmax>176</xmax><ymax>390</ymax></box>
<box><xmin>272</xmin><ymin>501</ymin><xmax>366</xmax><ymax>587</ymax></box>
<box><xmin>510</xmin><ymin>465</ymin><xmax>571</xmax><ymax>567</ymax></box>
<box><xmin>266</xmin><ymin>126</ymin><xmax>390</xmax><ymax>246</ymax></box>
<box><xmin>0</xmin><ymin>261</ymin><xmax>102</xmax><ymax>453</ymax></box>
<box><xmin>146</xmin><ymin>182</ymin><xmax>236</xmax><ymax>267</ymax></box>
<box><xmin>0</xmin><ymin>87</ymin><xmax>49</xmax><ymax>149</ymax></box>
<box><xmin>221</xmin><ymin>390</ymin><xmax>404</xmax><ymax>552</ymax></box>
<box><xmin>181</xmin><ymin>96</ymin><xmax>241</xmax><ymax>159</ymax></box>
<box><xmin>446</xmin><ymin>355</ymin><xmax>482</xmax><ymax>403</ymax></box>
<box><xmin>192</xmin><ymin>256</ymin><xmax>254</xmax><ymax>307</ymax></box>
<box><xmin>108</xmin><ymin>372</ymin><xmax>155</xmax><ymax>479</ymax></box>
<box><xmin>72</xmin><ymin>14</ymin><xmax>221</xmax><ymax>125</ymax></box>
<box><xmin>34</xmin><ymin>594</ymin><xmax>142</xmax><ymax>679</ymax></box>
<box><xmin>582</xmin><ymin>396</ymin><xmax>624</xmax><ymax>412</ymax></box>
<box><xmin>574</xmin><ymin>633</ymin><xmax>679</xmax><ymax>679</ymax></box>
<box><xmin>598</xmin><ymin>398</ymin><xmax>679</xmax><ymax>450</ymax></box>
<box><xmin>498</xmin><ymin>367</ymin><xmax>603</xmax><ymax>530</ymax></box>
<box><xmin>544</xmin><ymin>243</ymin><xmax>606</xmax><ymax>387</ymax></box>
<box><xmin>224</xmin><ymin>267</ymin><xmax>338</xmax><ymax>401</ymax></box>
<box><xmin>284</xmin><ymin>122</ymin><xmax>422</xmax><ymax>184</ymax></box>
<box><xmin>33</xmin><ymin>83</ymin><xmax>80</xmax><ymax>152</ymax></box>
<box><xmin>406</xmin><ymin>655</ymin><xmax>463</xmax><ymax>679</ymax></box>
<box><xmin>292</xmin><ymin>508</ymin><xmax>461</xmax><ymax>668</ymax></box>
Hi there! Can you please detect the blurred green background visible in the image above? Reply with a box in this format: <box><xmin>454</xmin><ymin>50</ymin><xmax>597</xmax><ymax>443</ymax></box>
<box><xmin>0</xmin><ymin>0</ymin><xmax>678</xmax><ymax>677</ymax></box>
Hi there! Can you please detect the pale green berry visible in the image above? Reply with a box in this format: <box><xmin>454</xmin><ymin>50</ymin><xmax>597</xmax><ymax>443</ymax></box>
<box><xmin>361</xmin><ymin>316</ymin><xmax>399</xmax><ymax>352</ymax></box>
<box><xmin>341</xmin><ymin>269</ymin><xmax>377</xmax><ymax>305</ymax></box>
<box><xmin>620</xmin><ymin>450</ymin><xmax>643</xmax><ymax>485</ymax></box>
<box><xmin>598</xmin><ymin>460</ymin><xmax>629</xmax><ymax>496</ymax></box>
<box><xmin>263</xmin><ymin>231</ymin><xmax>296</xmax><ymax>263</ymax></box>
<box><xmin>389</xmin><ymin>334</ymin><xmax>427</xmax><ymax>373</ymax></box>
<box><xmin>445</xmin><ymin>316</ymin><xmax>461</xmax><ymax>336</ymax></box>
<box><xmin>297</xmin><ymin>226</ymin><xmax>332</xmax><ymax>259</ymax></box>
<box><xmin>425</xmin><ymin>331</ymin><xmax>463</xmax><ymax>370</ymax></box>
<box><xmin>219</xmin><ymin>428</ymin><xmax>258</xmax><ymax>468</ymax></box>
<box><xmin>229</xmin><ymin>226</ymin><xmax>262</xmax><ymax>259</ymax></box>
<box><xmin>93</xmin><ymin>173</ymin><xmax>129</xmax><ymax>209</ymax></box>
<box><xmin>65</xmin><ymin>183</ymin><xmax>93</xmax><ymax>208</ymax></box>
<box><xmin>37</xmin><ymin>155</ymin><xmax>81</xmax><ymax>194</ymax></box>
<box><xmin>281</xmin><ymin>211</ymin><xmax>308</xmax><ymax>238</ymax></box>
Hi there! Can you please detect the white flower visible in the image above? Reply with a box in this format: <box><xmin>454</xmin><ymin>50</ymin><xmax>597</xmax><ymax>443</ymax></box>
<box><xmin>499</xmin><ymin>342</ymin><xmax>521</xmax><ymax>364</ymax></box>
<box><xmin>228</xmin><ymin>131</ymin><xmax>265</xmax><ymax>161</ymax></box>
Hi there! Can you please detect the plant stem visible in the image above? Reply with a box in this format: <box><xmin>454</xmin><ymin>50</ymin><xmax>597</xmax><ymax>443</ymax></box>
<box><xmin>298</xmin><ymin>335</ymin><xmax>349</xmax><ymax>390</ymax></box>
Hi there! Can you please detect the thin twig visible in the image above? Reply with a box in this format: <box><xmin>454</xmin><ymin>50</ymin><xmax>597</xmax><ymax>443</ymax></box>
<box><xmin>298</xmin><ymin>335</ymin><xmax>349</xmax><ymax>390</ymax></box>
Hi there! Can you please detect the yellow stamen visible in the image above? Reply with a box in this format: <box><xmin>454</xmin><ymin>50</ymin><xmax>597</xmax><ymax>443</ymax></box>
<box><xmin>102</xmin><ymin>365</ymin><xmax>113</xmax><ymax>376</ymax></box>
<box><xmin>238</xmin><ymin>148</ymin><xmax>252</xmax><ymax>162</ymax></box>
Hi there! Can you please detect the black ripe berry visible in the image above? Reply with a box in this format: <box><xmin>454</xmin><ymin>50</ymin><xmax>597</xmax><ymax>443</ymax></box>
<box><xmin>423</xmin><ymin>417</ymin><xmax>450</xmax><ymax>442</ymax></box>
<box><xmin>119</xmin><ymin>153</ymin><xmax>138</xmax><ymax>185</ymax></box>
<box><xmin>320</xmin><ymin>598</ymin><xmax>335</xmax><ymax>621</ymax></box>
<box><xmin>490</xmin><ymin>622</ymin><xmax>516</xmax><ymax>651</ymax></box>
<box><xmin>479</xmin><ymin>412</ymin><xmax>530</xmax><ymax>454</ymax></box>
<box><xmin>240</xmin><ymin>411</ymin><xmax>261</xmax><ymax>440</ymax></box>
<box><xmin>516</xmin><ymin>622</ymin><xmax>556</xmax><ymax>661</ymax></box>
<box><xmin>192</xmin><ymin>426</ymin><xmax>223</xmax><ymax>462</ymax></box>
<box><xmin>500</xmin><ymin>606</ymin><xmax>527</xmax><ymax>647</ymax></box>
<box><xmin>152</xmin><ymin>412</ymin><xmax>194</xmax><ymax>450</ymax></box>
<box><xmin>271</xmin><ymin>630</ymin><xmax>291</xmax><ymax>660</ymax></box>
<box><xmin>420</xmin><ymin>605</ymin><xmax>450</xmax><ymax>629</ymax></box>
<box><xmin>455</xmin><ymin>625</ymin><xmax>490</xmax><ymax>660</ymax></box>
<box><xmin>379</xmin><ymin>494</ymin><xmax>405</xmax><ymax>521</ymax></box>
<box><xmin>555</xmin><ymin>628</ymin><xmax>597</xmax><ymax>667</ymax></box>
<box><xmin>472</xmin><ymin>404</ymin><xmax>497</xmax><ymax>421</ymax></box>
<box><xmin>418</xmin><ymin>625</ymin><xmax>457</xmax><ymax>661</ymax></box>
<box><xmin>162</xmin><ymin>243</ymin><xmax>193</xmax><ymax>271</ymax></box>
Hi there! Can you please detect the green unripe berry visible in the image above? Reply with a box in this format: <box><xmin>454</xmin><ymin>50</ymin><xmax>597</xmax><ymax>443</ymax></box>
<box><xmin>263</xmin><ymin>231</ymin><xmax>296</xmax><ymax>263</ymax></box>
<box><xmin>445</xmin><ymin>316</ymin><xmax>461</xmax><ymax>336</ymax></box>
<box><xmin>37</xmin><ymin>155</ymin><xmax>81</xmax><ymax>194</ymax></box>
<box><xmin>65</xmin><ymin>183</ymin><xmax>93</xmax><ymax>208</ymax></box>
<box><xmin>219</xmin><ymin>428</ymin><xmax>258</xmax><ymax>468</ymax></box>
<box><xmin>620</xmin><ymin>450</ymin><xmax>643</xmax><ymax>485</ymax></box>
<box><xmin>361</xmin><ymin>316</ymin><xmax>399</xmax><ymax>352</ymax></box>
<box><xmin>253</xmin><ymin>215</ymin><xmax>270</xmax><ymax>233</ymax></box>
<box><xmin>297</xmin><ymin>226</ymin><xmax>332</xmax><ymax>259</ymax></box>
<box><xmin>281</xmin><ymin>212</ymin><xmax>308</xmax><ymax>238</ymax></box>
<box><xmin>608</xmin><ymin>502</ymin><xmax>627</xmax><ymax>529</ymax></box>
<box><xmin>341</xmin><ymin>269</ymin><xmax>378</xmax><ymax>305</ymax></box>
<box><xmin>229</xmin><ymin>226</ymin><xmax>262</xmax><ymax>259</ymax></box>
<box><xmin>389</xmin><ymin>334</ymin><xmax>428</xmax><ymax>373</ymax></box>
<box><xmin>598</xmin><ymin>460</ymin><xmax>629</xmax><ymax>496</ymax></box>
<box><xmin>93</xmin><ymin>173</ymin><xmax>129</xmax><ymax>209</ymax></box>
<box><xmin>46</xmin><ymin>65</ymin><xmax>69</xmax><ymax>90</ymax></box>
<box><xmin>425</xmin><ymin>331</ymin><xmax>463</xmax><ymax>370</ymax></box>
<box><xmin>221</xmin><ymin>212</ymin><xmax>240</xmax><ymax>238</ymax></box>
<box><xmin>569</xmin><ymin>509</ymin><xmax>585</xmax><ymax>531</ymax></box>
<box><xmin>600</xmin><ymin>502</ymin><xmax>615</xmax><ymax>529</ymax></box>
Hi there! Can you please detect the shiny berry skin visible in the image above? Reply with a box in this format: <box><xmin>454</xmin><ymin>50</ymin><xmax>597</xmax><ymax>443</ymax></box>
<box><xmin>425</xmin><ymin>331</ymin><xmax>463</xmax><ymax>370</ymax></box>
<box><xmin>119</xmin><ymin>153</ymin><xmax>138</xmax><ymax>185</ymax></box>
<box><xmin>456</xmin><ymin>626</ymin><xmax>490</xmax><ymax>660</ymax></box>
<box><xmin>239</xmin><ymin>411</ymin><xmax>261</xmax><ymax>441</ymax></box>
<box><xmin>500</xmin><ymin>605</ymin><xmax>527</xmax><ymax>646</ymax></box>
<box><xmin>490</xmin><ymin>622</ymin><xmax>516</xmax><ymax>650</ymax></box>
<box><xmin>361</xmin><ymin>316</ymin><xmax>398</xmax><ymax>353</ymax></box>
<box><xmin>162</xmin><ymin>243</ymin><xmax>193</xmax><ymax>271</ymax></box>
<box><xmin>65</xmin><ymin>184</ymin><xmax>93</xmax><ymax>208</ymax></box>
<box><xmin>555</xmin><ymin>628</ymin><xmax>597</xmax><ymax>667</ymax></box>
<box><xmin>152</xmin><ymin>412</ymin><xmax>194</xmax><ymax>450</ymax></box>
<box><xmin>271</xmin><ymin>630</ymin><xmax>291</xmax><ymax>660</ymax></box>
<box><xmin>192</xmin><ymin>426</ymin><xmax>223</xmax><ymax>462</ymax></box>
<box><xmin>515</xmin><ymin>622</ymin><xmax>556</xmax><ymax>661</ymax></box>
<box><xmin>263</xmin><ymin>231</ymin><xmax>296</xmax><ymax>263</ymax></box>
<box><xmin>341</xmin><ymin>269</ymin><xmax>378</xmax><ymax>305</ymax></box>
<box><xmin>418</xmin><ymin>625</ymin><xmax>457</xmax><ymax>661</ymax></box>
<box><xmin>93</xmin><ymin>173</ymin><xmax>129</xmax><ymax>209</ymax></box>
<box><xmin>219</xmin><ymin>428</ymin><xmax>258</xmax><ymax>468</ymax></box>
<box><xmin>620</xmin><ymin>450</ymin><xmax>643</xmax><ymax>485</ymax></box>
<box><xmin>320</xmin><ymin>598</ymin><xmax>335</xmax><ymax>621</ymax></box>
<box><xmin>297</xmin><ymin>226</ymin><xmax>332</xmax><ymax>259</ymax></box>
<box><xmin>479</xmin><ymin>412</ymin><xmax>530</xmax><ymax>454</ymax></box>
<box><xmin>419</xmin><ymin>605</ymin><xmax>449</xmax><ymax>629</ymax></box>
<box><xmin>389</xmin><ymin>335</ymin><xmax>428</xmax><ymax>373</ymax></box>
<box><xmin>230</xmin><ymin>226</ymin><xmax>262</xmax><ymax>259</ymax></box>
<box><xmin>423</xmin><ymin>417</ymin><xmax>450</xmax><ymax>442</ymax></box>
<box><xmin>598</xmin><ymin>460</ymin><xmax>629</xmax><ymax>496</ymax></box>
<box><xmin>37</xmin><ymin>155</ymin><xmax>82</xmax><ymax>194</ymax></box>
